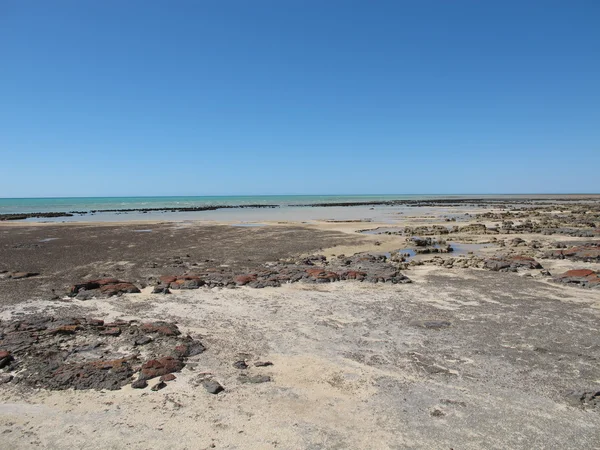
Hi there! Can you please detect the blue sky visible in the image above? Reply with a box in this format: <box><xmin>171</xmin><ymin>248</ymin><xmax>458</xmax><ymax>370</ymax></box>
<box><xmin>1</xmin><ymin>0</ymin><xmax>598</xmax><ymax>197</ymax></box>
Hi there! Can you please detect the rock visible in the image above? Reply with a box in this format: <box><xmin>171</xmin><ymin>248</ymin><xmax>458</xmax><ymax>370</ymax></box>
<box><xmin>151</xmin><ymin>380</ymin><xmax>167</xmax><ymax>391</ymax></box>
<box><xmin>553</xmin><ymin>269</ymin><xmax>600</xmax><ymax>289</ymax></box>
<box><xmin>233</xmin><ymin>360</ymin><xmax>248</xmax><ymax>369</ymax></box>
<box><xmin>9</xmin><ymin>271</ymin><xmax>39</xmax><ymax>279</ymax></box>
<box><xmin>483</xmin><ymin>255</ymin><xmax>542</xmax><ymax>272</ymax></box>
<box><xmin>49</xmin><ymin>357</ymin><xmax>137</xmax><ymax>391</ymax></box>
<box><xmin>49</xmin><ymin>325</ymin><xmax>82</xmax><ymax>335</ymax></box>
<box><xmin>160</xmin><ymin>373</ymin><xmax>177</xmax><ymax>382</ymax></box>
<box><xmin>173</xmin><ymin>340</ymin><xmax>205</xmax><ymax>357</ymax></box>
<box><xmin>134</xmin><ymin>336</ymin><xmax>153</xmax><ymax>346</ymax></box>
<box><xmin>547</xmin><ymin>244</ymin><xmax>600</xmax><ymax>262</ymax></box>
<box><xmin>566</xmin><ymin>390</ymin><xmax>600</xmax><ymax>409</ymax></box>
<box><xmin>99</xmin><ymin>282</ymin><xmax>140</xmax><ymax>296</ymax></box>
<box><xmin>0</xmin><ymin>350</ymin><xmax>14</xmax><ymax>369</ymax></box>
<box><xmin>70</xmin><ymin>278</ymin><xmax>140</xmax><ymax>297</ymax></box>
<box><xmin>75</xmin><ymin>290</ymin><xmax>97</xmax><ymax>301</ymax></box>
<box><xmin>131</xmin><ymin>379</ymin><xmax>148</xmax><ymax>389</ymax></box>
<box><xmin>254</xmin><ymin>361</ymin><xmax>273</xmax><ymax>367</ymax></box>
<box><xmin>0</xmin><ymin>374</ymin><xmax>13</xmax><ymax>384</ymax></box>
<box><xmin>234</xmin><ymin>274</ymin><xmax>258</xmax><ymax>286</ymax></box>
<box><xmin>203</xmin><ymin>380</ymin><xmax>224</xmax><ymax>394</ymax></box>
<box><xmin>305</xmin><ymin>268</ymin><xmax>339</xmax><ymax>282</ymax></box>
<box><xmin>70</xmin><ymin>278</ymin><xmax>121</xmax><ymax>295</ymax></box>
<box><xmin>139</xmin><ymin>357</ymin><xmax>185</xmax><ymax>381</ymax></box>
<box><xmin>239</xmin><ymin>374</ymin><xmax>272</xmax><ymax>384</ymax></box>
<box><xmin>100</xmin><ymin>327</ymin><xmax>121</xmax><ymax>336</ymax></box>
<box><xmin>141</xmin><ymin>322</ymin><xmax>181</xmax><ymax>336</ymax></box>
<box><xmin>151</xmin><ymin>285</ymin><xmax>171</xmax><ymax>294</ymax></box>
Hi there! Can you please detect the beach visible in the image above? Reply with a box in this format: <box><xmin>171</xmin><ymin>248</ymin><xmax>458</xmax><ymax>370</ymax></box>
<box><xmin>1</xmin><ymin>196</ymin><xmax>599</xmax><ymax>449</ymax></box>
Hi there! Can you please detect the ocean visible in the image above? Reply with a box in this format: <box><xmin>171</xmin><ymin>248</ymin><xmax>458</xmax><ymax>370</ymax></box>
<box><xmin>0</xmin><ymin>194</ymin><xmax>548</xmax><ymax>215</ymax></box>
<box><xmin>0</xmin><ymin>194</ymin><xmax>591</xmax><ymax>223</ymax></box>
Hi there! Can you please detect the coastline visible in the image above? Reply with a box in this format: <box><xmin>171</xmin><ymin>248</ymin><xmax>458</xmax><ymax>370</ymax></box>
<box><xmin>0</xmin><ymin>198</ymin><xmax>599</xmax><ymax>448</ymax></box>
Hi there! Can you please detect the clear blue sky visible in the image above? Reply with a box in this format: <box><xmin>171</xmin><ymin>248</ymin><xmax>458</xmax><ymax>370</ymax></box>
<box><xmin>1</xmin><ymin>1</ymin><xmax>599</xmax><ymax>197</ymax></box>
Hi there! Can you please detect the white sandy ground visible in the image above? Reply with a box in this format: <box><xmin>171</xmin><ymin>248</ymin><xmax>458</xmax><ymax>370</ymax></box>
<box><xmin>1</xmin><ymin>266</ymin><xmax>600</xmax><ymax>449</ymax></box>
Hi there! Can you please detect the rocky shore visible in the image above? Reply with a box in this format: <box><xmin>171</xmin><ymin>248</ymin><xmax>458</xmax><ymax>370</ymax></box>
<box><xmin>0</xmin><ymin>198</ymin><xmax>599</xmax><ymax>449</ymax></box>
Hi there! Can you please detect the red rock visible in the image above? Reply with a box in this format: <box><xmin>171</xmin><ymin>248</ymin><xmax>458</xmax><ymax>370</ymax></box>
<box><xmin>559</xmin><ymin>269</ymin><xmax>595</xmax><ymax>278</ymax></box>
<box><xmin>100</xmin><ymin>327</ymin><xmax>121</xmax><ymax>336</ymax></box>
<box><xmin>159</xmin><ymin>275</ymin><xmax>178</xmax><ymax>284</ymax></box>
<box><xmin>0</xmin><ymin>350</ymin><xmax>11</xmax><ymax>359</ymax></box>
<box><xmin>49</xmin><ymin>325</ymin><xmax>82</xmax><ymax>335</ymax></box>
<box><xmin>306</xmin><ymin>268</ymin><xmax>339</xmax><ymax>281</ymax></box>
<box><xmin>341</xmin><ymin>270</ymin><xmax>367</xmax><ymax>280</ymax></box>
<box><xmin>99</xmin><ymin>282</ymin><xmax>140</xmax><ymax>296</ymax></box>
<box><xmin>160</xmin><ymin>373</ymin><xmax>177</xmax><ymax>382</ymax></box>
<box><xmin>234</xmin><ymin>274</ymin><xmax>257</xmax><ymax>285</ymax></box>
<box><xmin>88</xmin><ymin>319</ymin><xmax>105</xmax><ymax>326</ymax></box>
<box><xmin>139</xmin><ymin>357</ymin><xmax>185</xmax><ymax>381</ymax></box>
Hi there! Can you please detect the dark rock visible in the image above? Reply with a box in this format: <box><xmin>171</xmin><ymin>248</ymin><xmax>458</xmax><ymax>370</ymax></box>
<box><xmin>254</xmin><ymin>361</ymin><xmax>273</xmax><ymax>367</ymax></box>
<box><xmin>174</xmin><ymin>340</ymin><xmax>205</xmax><ymax>357</ymax></box>
<box><xmin>566</xmin><ymin>390</ymin><xmax>600</xmax><ymax>409</ymax></box>
<box><xmin>134</xmin><ymin>336</ymin><xmax>153</xmax><ymax>346</ymax></box>
<box><xmin>151</xmin><ymin>380</ymin><xmax>167</xmax><ymax>391</ymax></box>
<box><xmin>152</xmin><ymin>285</ymin><xmax>171</xmax><ymax>294</ymax></box>
<box><xmin>233</xmin><ymin>360</ymin><xmax>248</xmax><ymax>369</ymax></box>
<box><xmin>9</xmin><ymin>271</ymin><xmax>39</xmax><ymax>280</ymax></box>
<box><xmin>100</xmin><ymin>327</ymin><xmax>121</xmax><ymax>337</ymax></box>
<box><xmin>0</xmin><ymin>374</ymin><xmax>13</xmax><ymax>384</ymax></box>
<box><xmin>49</xmin><ymin>357</ymin><xmax>137</xmax><ymax>391</ymax></box>
<box><xmin>99</xmin><ymin>282</ymin><xmax>141</xmax><ymax>296</ymax></box>
<box><xmin>131</xmin><ymin>379</ymin><xmax>148</xmax><ymax>389</ymax></box>
<box><xmin>203</xmin><ymin>380</ymin><xmax>224</xmax><ymax>394</ymax></box>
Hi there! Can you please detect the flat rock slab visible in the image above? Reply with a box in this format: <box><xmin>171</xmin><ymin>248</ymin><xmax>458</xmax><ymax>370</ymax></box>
<box><xmin>0</xmin><ymin>315</ymin><xmax>204</xmax><ymax>390</ymax></box>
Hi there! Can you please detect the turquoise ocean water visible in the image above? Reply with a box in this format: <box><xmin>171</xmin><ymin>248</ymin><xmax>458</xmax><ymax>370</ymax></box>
<box><xmin>0</xmin><ymin>195</ymin><xmax>489</xmax><ymax>215</ymax></box>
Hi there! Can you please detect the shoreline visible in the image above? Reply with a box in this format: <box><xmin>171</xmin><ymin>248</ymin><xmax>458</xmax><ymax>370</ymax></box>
<box><xmin>2</xmin><ymin>194</ymin><xmax>600</xmax><ymax>222</ymax></box>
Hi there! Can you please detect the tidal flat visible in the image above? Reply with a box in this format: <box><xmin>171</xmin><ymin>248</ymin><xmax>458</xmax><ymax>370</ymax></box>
<box><xmin>0</xmin><ymin>197</ymin><xmax>599</xmax><ymax>449</ymax></box>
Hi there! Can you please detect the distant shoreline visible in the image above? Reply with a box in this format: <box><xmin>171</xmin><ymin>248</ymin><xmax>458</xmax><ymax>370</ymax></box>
<box><xmin>2</xmin><ymin>194</ymin><xmax>600</xmax><ymax>222</ymax></box>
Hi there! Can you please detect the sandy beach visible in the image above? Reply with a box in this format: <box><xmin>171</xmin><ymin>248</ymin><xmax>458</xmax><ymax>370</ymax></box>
<box><xmin>1</xmin><ymin>198</ymin><xmax>599</xmax><ymax>449</ymax></box>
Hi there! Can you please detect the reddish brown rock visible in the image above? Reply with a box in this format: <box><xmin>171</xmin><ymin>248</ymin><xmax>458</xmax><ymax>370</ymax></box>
<box><xmin>49</xmin><ymin>325</ymin><xmax>82</xmax><ymax>335</ymax></box>
<box><xmin>139</xmin><ymin>357</ymin><xmax>185</xmax><ymax>381</ymax></box>
<box><xmin>70</xmin><ymin>278</ymin><xmax>123</xmax><ymax>295</ymax></box>
<box><xmin>558</xmin><ymin>269</ymin><xmax>595</xmax><ymax>278</ymax></box>
<box><xmin>306</xmin><ymin>268</ymin><xmax>340</xmax><ymax>282</ymax></box>
<box><xmin>548</xmin><ymin>245</ymin><xmax>600</xmax><ymax>262</ymax></box>
<box><xmin>340</xmin><ymin>270</ymin><xmax>368</xmax><ymax>280</ymax></box>
<box><xmin>99</xmin><ymin>282</ymin><xmax>140</xmax><ymax>296</ymax></box>
<box><xmin>160</xmin><ymin>373</ymin><xmax>177</xmax><ymax>382</ymax></box>
<box><xmin>159</xmin><ymin>275</ymin><xmax>178</xmax><ymax>284</ymax></box>
<box><xmin>100</xmin><ymin>327</ymin><xmax>121</xmax><ymax>336</ymax></box>
<box><xmin>553</xmin><ymin>269</ymin><xmax>600</xmax><ymax>289</ymax></box>
<box><xmin>234</xmin><ymin>274</ymin><xmax>258</xmax><ymax>286</ymax></box>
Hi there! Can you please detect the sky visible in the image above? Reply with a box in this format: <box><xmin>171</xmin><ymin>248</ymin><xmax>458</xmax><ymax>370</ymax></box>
<box><xmin>1</xmin><ymin>0</ymin><xmax>599</xmax><ymax>197</ymax></box>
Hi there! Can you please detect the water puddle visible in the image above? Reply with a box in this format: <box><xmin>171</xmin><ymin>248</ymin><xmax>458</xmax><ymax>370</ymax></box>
<box><xmin>39</xmin><ymin>238</ymin><xmax>59</xmax><ymax>242</ymax></box>
<box><xmin>132</xmin><ymin>229</ymin><xmax>153</xmax><ymax>233</ymax></box>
